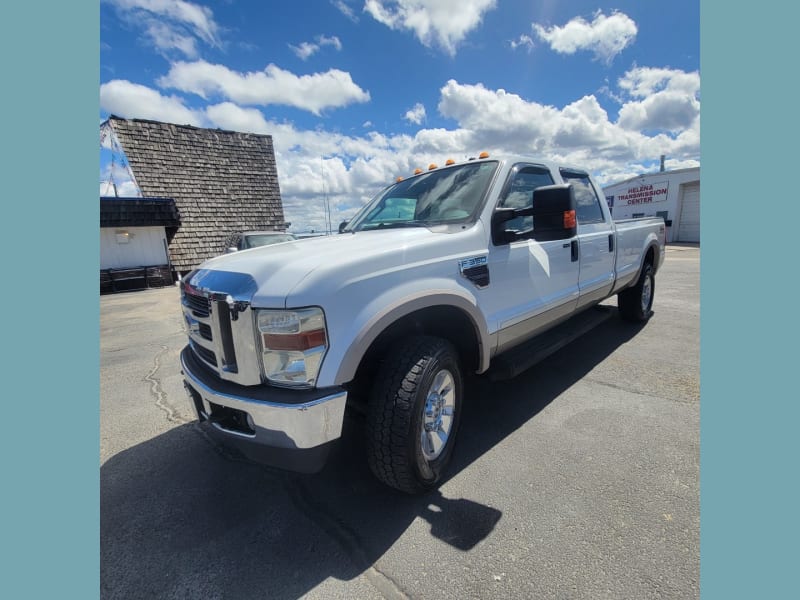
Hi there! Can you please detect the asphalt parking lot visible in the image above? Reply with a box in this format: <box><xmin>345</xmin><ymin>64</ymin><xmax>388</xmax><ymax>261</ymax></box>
<box><xmin>100</xmin><ymin>244</ymin><xmax>699</xmax><ymax>600</ymax></box>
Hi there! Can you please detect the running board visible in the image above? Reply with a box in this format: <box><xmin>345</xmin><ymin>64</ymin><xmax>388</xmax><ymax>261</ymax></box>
<box><xmin>486</xmin><ymin>306</ymin><xmax>615</xmax><ymax>381</ymax></box>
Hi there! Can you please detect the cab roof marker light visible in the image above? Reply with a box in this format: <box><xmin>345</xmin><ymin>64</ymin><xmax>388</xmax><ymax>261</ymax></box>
<box><xmin>414</xmin><ymin>168</ymin><xmax>423</xmax><ymax>175</ymax></box>
<box><xmin>479</xmin><ymin>151</ymin><xmax>490</xmax><ymax>159</ymax></box>
<box><xmin>428</xmin><ymin>163</ymin><xmax>438</xmax><ymax>170</ymax></box>
<box><xmin>445</xmin><ymin>158</ymin><xmax>455</xmax><ymax>165</ymax></box>
<box><xmin>396</xmin><ymin>176</ymin><xmax>404</xmax><ymax>182</ymax></box>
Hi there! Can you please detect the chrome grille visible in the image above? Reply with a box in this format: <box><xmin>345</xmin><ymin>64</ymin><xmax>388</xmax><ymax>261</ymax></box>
<box><xmin>184</xmin><ymin>291</ymin><xmax>210</xmax><ymax>318</ymax></box>
<box><xmin>180</xmin><ymin>270</ymin><xmax>262</xmax><ymax>386</ymax></box>
<box><xmin>192</xmin><ymin>342</ymin><xmax>216</xmax><ymax>366</ymax></box>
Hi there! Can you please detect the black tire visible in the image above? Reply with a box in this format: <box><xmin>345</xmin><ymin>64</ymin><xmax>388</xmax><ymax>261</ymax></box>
<box><xmin>619</xmin><ymin>262</ymin><xmax>655</xmax><ymax>322</ymax></box>
<box><xmin>366</xmin><ymin>336</ymin><xmax>463</xmax><ymax>494</ymax></box>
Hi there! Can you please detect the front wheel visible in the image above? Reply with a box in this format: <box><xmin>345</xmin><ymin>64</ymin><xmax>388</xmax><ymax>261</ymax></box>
<box><xmin>366</xmin><ymin>336</ymin><xmax>463</xmax><ymax>494</ymax></box>
<box><xmin>619</xmin><ymin>262</ymin><xmax>655</xmax><ymax>322</ymax></box>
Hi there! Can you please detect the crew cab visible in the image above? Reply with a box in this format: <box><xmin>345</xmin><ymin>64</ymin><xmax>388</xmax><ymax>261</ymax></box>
<box><xmin>180</xmin><ymin>154</ymin><xmax>665</xmax><ymax>493</ymax></box>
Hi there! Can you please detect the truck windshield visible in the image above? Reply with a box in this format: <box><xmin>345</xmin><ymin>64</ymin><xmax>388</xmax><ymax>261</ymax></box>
<box><xmin>348</xmin><ymin>161</ymin><xmax>498</xmax><ymax>232</ymax></box>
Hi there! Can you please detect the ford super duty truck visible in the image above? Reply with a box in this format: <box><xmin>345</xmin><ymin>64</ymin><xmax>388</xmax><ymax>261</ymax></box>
<box><xmin>180</xmin><ymin>154</ymin><xmax>665</xmax><ymax>493</ymax></box>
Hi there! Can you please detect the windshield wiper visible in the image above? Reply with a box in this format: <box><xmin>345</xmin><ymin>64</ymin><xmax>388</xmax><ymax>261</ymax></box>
<box><xmin>372</xmin><ymin>221</ymin><xmax>428</xmax><ymax>230</ymax></box>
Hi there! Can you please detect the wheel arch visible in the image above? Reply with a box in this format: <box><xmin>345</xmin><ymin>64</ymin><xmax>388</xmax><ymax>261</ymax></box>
<box><xmin>619</xmin><ymin>240</ymin><xmax>660</xmax><ymax>295</ymax></box>
<box><xmin>333</xmin><ymin>294</ymin><xmax>490</xmax><ymax>386</ymax></box>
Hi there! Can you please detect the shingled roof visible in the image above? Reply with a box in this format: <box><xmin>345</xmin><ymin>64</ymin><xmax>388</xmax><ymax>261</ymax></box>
<box><xmin>100</xmin><ymin>197</ymin><xmax>181</xmax><ymax>228</ymax></box>
<box><xmin>106</xmin><ymin>116</ymin><xmax>285</xmax><ymax>272</ymax></box>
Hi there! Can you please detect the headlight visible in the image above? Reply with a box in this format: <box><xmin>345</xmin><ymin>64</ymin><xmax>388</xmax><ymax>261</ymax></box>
<box><xmin>256</xmin><ymin>307</ymin><xmax>327</xmax><ymax>388</ymax></box>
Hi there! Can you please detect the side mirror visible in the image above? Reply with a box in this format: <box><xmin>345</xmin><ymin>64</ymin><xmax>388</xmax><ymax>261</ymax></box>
<box><xmin>530</xmin><ymin>184</ymin><xmax>577</xmax><ymax>242</ymax></box>
<box><xmin>338</xmin><ymin>220</ymin><xmax>349</xmax><ymax>233</ymax></box>
<box><xmin>491</xmin><ymin>184</ymin><xmax>577</xmax><ymax>245</ymax></box>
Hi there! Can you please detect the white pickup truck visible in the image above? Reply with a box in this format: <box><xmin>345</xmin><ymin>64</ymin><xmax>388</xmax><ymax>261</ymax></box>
<box><xmin>180</xmin><ymin>154</ymin><xmax>665</xmax><ymax>493</ymax></box>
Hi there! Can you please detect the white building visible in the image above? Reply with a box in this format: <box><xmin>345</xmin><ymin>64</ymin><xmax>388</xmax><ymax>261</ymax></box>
<box><xmin>603</xmin><ymin>167</ymin><xmax>700</xmax><ymax>243</ymax></box>
<box><xmin>100</xmin><ymin>197</ymin><xmax>181</xmax><ymax>293</ymax></box>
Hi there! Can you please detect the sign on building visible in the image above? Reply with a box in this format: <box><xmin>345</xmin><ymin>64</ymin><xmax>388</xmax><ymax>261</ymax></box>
<box><xmin>615</xmin><ymin>181</ymin><xmax>670</xmax><ymax>207</ymax></box>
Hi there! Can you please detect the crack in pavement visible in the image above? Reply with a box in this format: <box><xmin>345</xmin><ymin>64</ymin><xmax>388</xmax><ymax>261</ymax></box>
<box><xmin>146</xmin><ymin>345</ymin><xmax>190</xmax><ymax>425</ymax></box>
<box><xmin>581</xmin><ymin>375</ymin><xmax>700</xmax><ymax>404</ymax></box>
<box><xmin>150</xmin><ymin>335</ymin><xmax>405</xmax><ymax>598</ymax></box>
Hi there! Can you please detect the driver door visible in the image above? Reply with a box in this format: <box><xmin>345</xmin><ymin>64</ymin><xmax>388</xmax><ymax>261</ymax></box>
<box><xmin>484</xmin><ymin>164</ymin><xmax>580</xmax><ymax>353</ymax></box>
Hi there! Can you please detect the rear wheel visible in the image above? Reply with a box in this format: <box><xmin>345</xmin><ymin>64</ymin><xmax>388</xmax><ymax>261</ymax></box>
<box><xmin>366</xmin><ymin>336</ymin><xmax>463</xmax><ymax>494</ymax></box>
<box><xmin>619</xmin><ymin>262</ymin><xmax>655</xmax><ymax>322</ymax></box>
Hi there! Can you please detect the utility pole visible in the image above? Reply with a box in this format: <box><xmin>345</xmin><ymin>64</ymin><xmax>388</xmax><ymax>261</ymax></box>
<box><xmin>321</xmin><ymin>156</ymin><xmax>332</xmax><ymax>235</ymax></box>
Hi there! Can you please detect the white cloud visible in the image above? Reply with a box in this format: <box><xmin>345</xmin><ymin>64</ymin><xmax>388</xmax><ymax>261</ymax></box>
<box><xmin>97</xmin><ymin>71</ymin><xmax>699</xmax><ymax>232</ymax></box>
<box><xmin>99</xmin><ymin>79</ymin><xmax>204</xmax><ymax>125</ymax></box>
<box><xmin>364</xmin><ymin>0</ymin><xmax>497</xmax><ymax>56</ymax></box>
<box><xmin>332</xmin><ymin>0</ymin><xmax>359</xmax><ymax>23</ymax></box>
<box><xmin>157</xmin><ymin>61</ymin><xmax>370</xmax><ymax>115</ymax></box>
<box><xmin>205</xmin><ymin>102</ymin><xmax>272</xmax><ymax>134</ymax></box>
<box><xmin>100</xmin><ymin>160</ymin><xmax>141</xmax><ymax>197</ymax></box>
<box><xmin>100</xmin><ymin>178</ymin><xmax>141</xmax><ymax>197</ymax></box>
<box><xmin>106</xmin><ymin>0</ymin><xmax>222</xmax><ymax>58</ymax></box>
<box><xmin>533</xmin><ymin>10</ymin><xmax>637</xmax><ymax>64</ymax></box>
<box><xmin>616</xmin><ymin>67</ymin><xmax>701</xmax><ymax>132</ymax></box>
<box><xmin>289</xmin><ymin>34</ymin><xmax>343</xmax><ymax>60</ymax></box>
<box><xmin>618</xmin><ymin>66</ymin><xmax>700</xmax><ymax>98</ymax></box>
<box><xmin>362</xmin><ymin>120</ymin><xmax>373</xmax><ymax>128</ymax></box>
<box><xmin>437</xmin><ymin>80</ymin><xmax>561</xmax><ymax>151</ymax></box>
<box><xmin>436</xmin><ymin>78</ymin><xmax>698</xmax><ymax>171</ymax></box>
<box><xmin>509</xmin><ymin>34</ymin><xmax>534</xmax><ymax>52</ymax></box>
<box><xmin>144</xmin><ymin>20</ymin><xmax>199</xmax><ymax>58</ymax></box>
<box><xmin>319</xmin><ymin>35</ymin><xmax>343</xmax><ymax>51</ymax></box>
<box><xmin>404</xmin><ymin>102</ymin><xmax>427</xmax><ymax>125</ymax></box>
<box><xmin>289</xmin><ymin>42</ymin><xmax>319</xmax><ymax>61</ymax></box>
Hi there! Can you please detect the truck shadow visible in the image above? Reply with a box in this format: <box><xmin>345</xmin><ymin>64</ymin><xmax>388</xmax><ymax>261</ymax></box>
<box><xmin>100</xmin><ymin>315</ymin><xmax>645</xmax><ymax>599</ymax></box>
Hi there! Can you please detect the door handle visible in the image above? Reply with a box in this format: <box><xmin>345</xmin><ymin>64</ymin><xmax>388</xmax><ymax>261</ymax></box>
<box><xmin>608</xmin><ymin>234</ymin><xmax>614</xmax><ymax>252</ymax></box>
<box><xmin>571</xmin><ymin>240</ymin><xmax>579</xmax><ymax>262</ymax></box>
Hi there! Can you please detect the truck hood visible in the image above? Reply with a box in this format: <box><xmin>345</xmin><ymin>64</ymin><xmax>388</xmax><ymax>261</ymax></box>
<box><xmin>192</xmin><ymin>226</ymin><xmax>485</xmax><ymax>308</ymax></box>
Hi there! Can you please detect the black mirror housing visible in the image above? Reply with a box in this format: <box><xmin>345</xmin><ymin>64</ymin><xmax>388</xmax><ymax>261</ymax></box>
<box><xmin>530</xmin><ymin>184</ymin><xmax>577</xmax><ymax>242</ymax></box>
<box><xmin>338</xmin><ymin>220</ymin><xmax>349</xmax><ymax>233</ymax></box>
<box><xmin>492</xmin><ymin>184</ymin><xmax>577</xmax><ymax>245</ymax></box>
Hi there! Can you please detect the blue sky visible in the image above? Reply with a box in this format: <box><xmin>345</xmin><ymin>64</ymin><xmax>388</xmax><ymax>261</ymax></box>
<box><xmin>100</xmin><ymin>0</ymin><xmax>700</xmax><ymax>234</ymax></box>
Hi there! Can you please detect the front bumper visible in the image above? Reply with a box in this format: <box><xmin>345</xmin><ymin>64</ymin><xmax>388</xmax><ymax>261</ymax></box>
<box><xmin>181</xmin><ymin>346</ymin><xmax>347</xmax><ymax>472</ymax></box>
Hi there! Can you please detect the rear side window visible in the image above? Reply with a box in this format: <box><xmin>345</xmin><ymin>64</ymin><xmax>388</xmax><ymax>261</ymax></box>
<box><xmin>560</xmin><ymin>169</ymin><xmax>605</xmax><ymax>224</ymax></box>
<box><xmin>498</xmin><ymin>165</ymin><xmax>555</xmax><ymax>231</ymax></box>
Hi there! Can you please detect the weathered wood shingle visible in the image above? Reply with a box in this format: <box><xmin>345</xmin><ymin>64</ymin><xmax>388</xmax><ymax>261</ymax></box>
<box><xmin>107</xmin><ymin>116</ymin><xmax>285</xmax><ymax>272</ymax></box>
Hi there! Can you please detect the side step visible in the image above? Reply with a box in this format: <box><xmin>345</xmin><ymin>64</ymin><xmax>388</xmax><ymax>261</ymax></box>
<box><xmin>486</xmin><ymin>306</ymin><xmax>615</xmax><ymax>381</ymax></box>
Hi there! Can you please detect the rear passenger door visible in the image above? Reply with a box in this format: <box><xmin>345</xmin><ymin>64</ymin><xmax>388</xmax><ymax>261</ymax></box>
<box><xmin>559</xmin><ymin>169</ymin><xmax>615</xmax><ymax>309</ymax></box>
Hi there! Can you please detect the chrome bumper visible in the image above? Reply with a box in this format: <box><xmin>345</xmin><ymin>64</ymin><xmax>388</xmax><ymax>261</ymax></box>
<box><xmin>181</xmin><ymin>346</ymin><xmax>347</xmax><ymax>453</ymax></box>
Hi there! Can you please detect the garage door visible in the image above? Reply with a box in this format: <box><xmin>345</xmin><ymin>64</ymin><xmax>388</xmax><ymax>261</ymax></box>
<box><xmin>677</xmin><ymin>181</ymin><xmax>700</xmax><ymax>243</ymax></box>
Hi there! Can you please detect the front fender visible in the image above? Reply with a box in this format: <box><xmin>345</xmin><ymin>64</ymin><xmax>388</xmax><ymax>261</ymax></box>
<box><xmin>319</xmin><ymin>282</ymin><xmax>492</xmax><ymax>386</ymax></box>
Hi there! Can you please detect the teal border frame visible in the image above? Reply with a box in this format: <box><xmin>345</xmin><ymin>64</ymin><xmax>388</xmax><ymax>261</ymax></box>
<box><xmin>4</xmin><ymin>3</ymin><xmax>99</xmax><ymax>597</ymax></box>
<box><xmin>701</xmin><ymin>1</ymin><xmax>798</xmax><ymax>598</ymax></box>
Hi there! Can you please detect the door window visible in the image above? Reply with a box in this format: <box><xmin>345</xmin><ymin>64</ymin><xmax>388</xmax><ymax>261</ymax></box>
<box><xmin>560</xmin><ymin>169</ymin><xmax>605</xmax><ymax>224</ymax></box>
<box><xmin>497</xmin><ymin>166</ymin><xmax>555</xmax><ymax>232</ymax></box>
